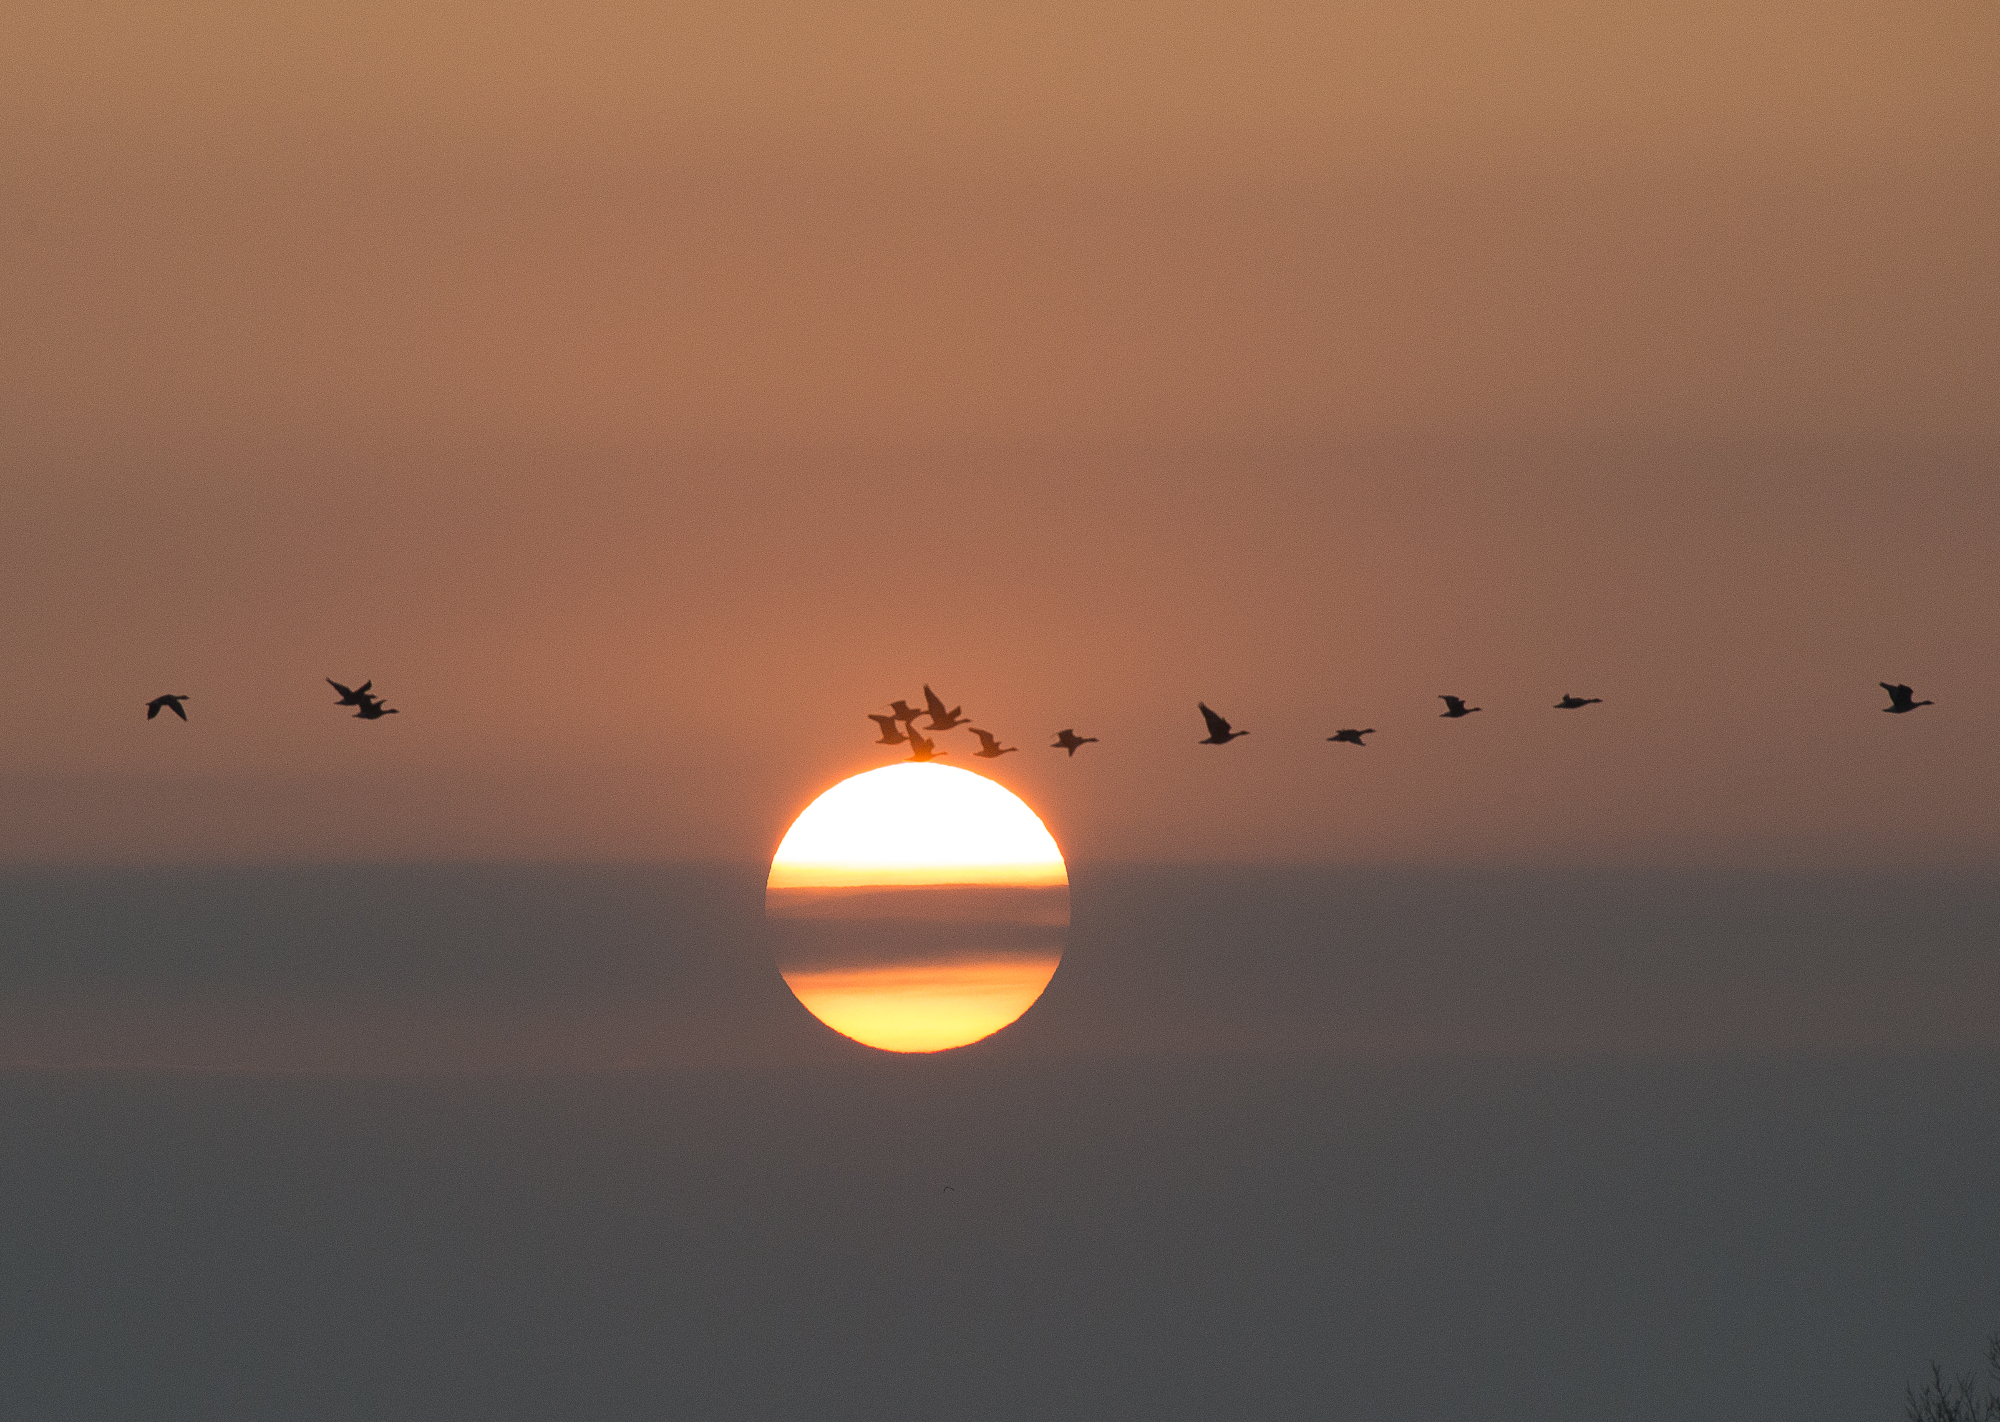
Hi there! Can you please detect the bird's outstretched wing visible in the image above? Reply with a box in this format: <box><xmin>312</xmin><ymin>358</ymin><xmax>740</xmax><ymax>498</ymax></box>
<box><xmin>1199</xmin><ymin>702</ymin><xmax>1232</xmax><ymax>738</ymax></box>
<box><xmin>923</xmin><ymin>685</ymin><xmax>949</xmax><ymax>719</ymax></box>
<box><xmin>167</xmin><ymin>699</ymin><xmax>187</xmax><ymax>720</ymax></box>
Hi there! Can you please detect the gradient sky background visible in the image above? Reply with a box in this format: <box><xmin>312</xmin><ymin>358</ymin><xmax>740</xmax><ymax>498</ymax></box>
<box><xmin>4</xmin><ymin>0</ymin><xmax>1996</xmax><ymax>867</ymax></box>
<box><xmin>6</xmin><ymin>14</ymin><xmax>2000</xmax><ymax>1416</ymax></box>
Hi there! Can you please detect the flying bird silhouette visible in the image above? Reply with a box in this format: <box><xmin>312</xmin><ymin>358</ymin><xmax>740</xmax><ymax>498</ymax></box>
<box><xmin>327</xmin><ymin>679</ymin><xmax>374</xmax><ymax>706</ymax></box>
<box><xmin>1881</xmin><ymin>683</ymin><xmax>1933</xmax><ymax>714</ymax></box>
<box><xmin>1198</xmin><ymin>703</ymin><xmax>1248</xmax><ymax>744</ymax></box>
<box><xmin>969</xmin><ymin>728</ymin><xmax>1018</xmax><ymax>758</ymax></box>
<box><xmin>1439</xmin><ymin>696</ymin><xmax>1481</xmax><ymax>718</ymax></box>
<box><xmin>354</xmin><ymin>697</ymin><xmax>399</xmax><ymax>720</ymax></box>
<box><xmin>921</xmin><ymin>685</ymin><xmax>968</xmax><ymax>731</ymax></box>
<box><xmin>887</xmin><ymin>700</ymin><xmax>925</xmax><ymax>727</ymax></box>
<box><xmin>1051</xmin><ymin>729</ymin><xmax>1099</xmax><ymax>756</ymax></box>
<box><xmin>145</xmin><ymin>694</ymin><xmax>190</xmax><ymax>721</ymax></box>
<box><xmin>1327</xmin><ymin>728</ymin><xmax>1375</xmax><ymax>746</ymax></box>
<box><xmin>1554</xmin><ymin>695</ymin><xmax>1602</xmax><ymax>709</ymax></box>
<box><xmin>867</xmin><ymin>713</ymin><xmax>909</xmax><ymax>746</ymax></box>
<box><xmin>906</xmin><ymin>725</ymin><xmax>946</xmax><ymax>761</ymax></box>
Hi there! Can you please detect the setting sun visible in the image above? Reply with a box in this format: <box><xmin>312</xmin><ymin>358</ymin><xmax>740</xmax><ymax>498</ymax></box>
<box><xmin>768</xmin><ymin>762</ymin><xmax>1067</xmax><ymax>888</ymax></box>
<box><xmin>768</xmin><ymin>763</ymin><xmax>1068</xmax><ymax>1052</ymax></box>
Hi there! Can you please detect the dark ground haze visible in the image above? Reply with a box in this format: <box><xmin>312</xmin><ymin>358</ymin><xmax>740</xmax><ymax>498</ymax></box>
<box><xmin>1</xmin><ymin>866</ymin><xmax>1996</xmax><ymax>1420</ymax></box>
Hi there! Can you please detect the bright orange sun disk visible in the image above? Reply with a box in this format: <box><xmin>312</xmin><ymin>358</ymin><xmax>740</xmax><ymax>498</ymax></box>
<box><xmin>767</xmin><ymin>763</ymin><xmax>1068</xmax><ymax>1053</ymax></box>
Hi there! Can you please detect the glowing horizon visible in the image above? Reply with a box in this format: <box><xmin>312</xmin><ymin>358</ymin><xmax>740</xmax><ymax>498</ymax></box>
<box><xmin>768</xmin><ymin>763</ymin><xmax>1067</xmax><ymax>890</ymax></box>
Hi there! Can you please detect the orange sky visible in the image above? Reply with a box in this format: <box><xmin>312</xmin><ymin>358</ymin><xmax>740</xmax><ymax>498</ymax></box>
<box><xmin>2</xmin><ymin>0</ymin><xmax>1995</xmax><ymax>866</ymax></box>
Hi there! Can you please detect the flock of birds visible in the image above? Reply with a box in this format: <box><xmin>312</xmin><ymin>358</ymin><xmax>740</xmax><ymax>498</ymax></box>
<box><xmin>864</xmin><ymin>682</ymin><xmax>1938</xmax><ymax>760</ymax></box>
<box><xmin>865</xmin><ymin>687</ymin><xmax>1046</xmax><ymax>761</ymax></box>
<box><xmin>143</xmin><ymin>680</ymin><xmax>399</xmax><ymax>722</ymax></box>
<box><xmin>141</xmin><ymin>676</ymin><xmax>1940</xmax><ymax>744</ymax></box>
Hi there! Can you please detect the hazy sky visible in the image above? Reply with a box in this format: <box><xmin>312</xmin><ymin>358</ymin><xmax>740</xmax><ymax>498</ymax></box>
<box><xmin>4</xmin><ymin>0</ymin><xmax>1995</xmax><ymax>866</ymax></box>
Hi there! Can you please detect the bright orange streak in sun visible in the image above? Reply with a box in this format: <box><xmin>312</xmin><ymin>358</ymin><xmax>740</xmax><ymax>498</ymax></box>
<box><xmin>780</xmin><ymin>956</ymin><xmax>1063</xmax><ymax>1053</ymax></box>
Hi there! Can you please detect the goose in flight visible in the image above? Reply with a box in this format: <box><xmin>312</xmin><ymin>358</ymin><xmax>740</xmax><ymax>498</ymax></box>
<box><xmin>354</xmin><ymin>697</ymin><xmax>399</xmax><ymax>720</ymax></box>
<box><xmin>1051</xmin><ymin>729</ymin><xmax>1099</xmax><ymax>756</ymax></box>
<box><xmin>906</xmin><ymin>725</ymin><xmax>946</xmax><ymax>760</ymax></box>
<box><xmin>1198</xmin><ymin>703</ymin><xmax>1247</xmax><ymax>744</ymax></box>
<box><xmin>1439</xmin><ymin>696</ymin><xmax>1481</xmax><ymax>718</ymax></box>
<box><xmin>1554</xmin><ymin>695</ymin><xmax>1602</xmax><ymax>710</ymax></box>
<box><xmin>1881</xmin><ymin>683</ymin><xmax>1934</xmax><ymax>714</ymax></box>
<box><xmin>327</xmin><ymin>679</ymin><xmax>374</xmax><ymax>707</ymax></box>
<box><xmin>969</xmin><ymin>728</ymin><xmax>1018</xmax><ymax>758</ymax></box>
<box><xmin>887</xmin><ymin>699</ymin><xmax>925</xmax><ymax>727</ymax></box>
<box><xmin>921</xmin><ymin>685</ymin><xmax>968</xmax><ymax>731</ymax></box>
<box><xmin>867</xmin><ymin>713</ymin><xmax>909</xmax><ymax>746</ymax></box>
<box><xmin>145</xmin><ymin>694</ymin><xmax>190</xmax><ymax>721</ymax></box>
<box><xmin>1327</xmin><ymin>728</ymin><xmax>1374</xmax><ymax>746</ymax></box>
